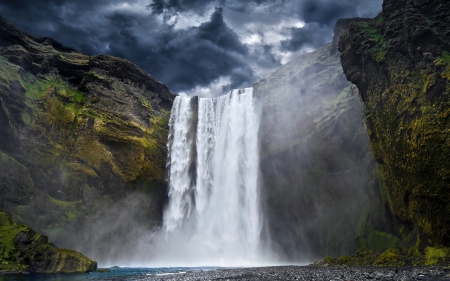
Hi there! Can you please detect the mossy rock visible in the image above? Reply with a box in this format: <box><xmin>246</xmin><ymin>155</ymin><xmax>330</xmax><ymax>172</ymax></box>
<box><xmin>340</xmin><ymin>0</ymin><xmax>450</xmax><ymax>248</ymax></box>
<box><xmin>0</xmin><ymin>211</ymin><xmax>96</xmax><ymax>273</ymax></box>
<box><xmin>425</xmin><ymin>247</ymin><xmax>449</xmax><ymax>266</ymax></box>
<box><xmin>320</xmin><ymin>250</ymin><xmax>381</xmax><ymax>266</ymax></box>
<box><xmin>29</xmin><ymin>244</ymin><xmax>97</xmax><ymax>273</ymax></box>
<box><xmin>374</xmin><ymin>248</ymin><xmax>405</xmax><ymax>267</ymax></box>
<box><xmin>0</xmin><ymin>15</ymin><xmax>173</xmax><ymax>251</ymax></box>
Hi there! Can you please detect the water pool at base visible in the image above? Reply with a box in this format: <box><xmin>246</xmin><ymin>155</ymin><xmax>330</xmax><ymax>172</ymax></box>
<box><xmin>0</xmin><ymin>267</ymin><xmax>219</xmax><ymax>281</ymax></box>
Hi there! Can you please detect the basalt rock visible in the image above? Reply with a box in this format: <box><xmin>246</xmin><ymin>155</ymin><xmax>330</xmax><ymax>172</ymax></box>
<box><xmin>339</xmin><ymin>0</ymin><xmax>450</xmax><ymax>252</ymax></box>
<box><xmin>0</xmin><ymin>14</ymin><xmax>174</xmax><ymax>259</ymax></box>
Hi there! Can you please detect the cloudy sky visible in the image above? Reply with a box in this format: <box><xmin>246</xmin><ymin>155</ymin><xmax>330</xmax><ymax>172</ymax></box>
<box><xmin>0</xmin><ymin>0</ymin><xmax>382</xmax><ymax>97</ymax></box>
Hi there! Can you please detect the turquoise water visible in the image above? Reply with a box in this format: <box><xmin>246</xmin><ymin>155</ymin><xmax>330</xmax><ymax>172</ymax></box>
<box><xmin>0</xmin><ymin>267</ymin><xmax>217</xmax><ymax>281</ymax></box>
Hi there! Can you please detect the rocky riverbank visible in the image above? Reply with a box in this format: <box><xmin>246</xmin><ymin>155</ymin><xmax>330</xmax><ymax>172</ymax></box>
<box><xmin>144</xmin><ymin>266</ymin><xmax>450</xmax><ymax>281</ymax></box>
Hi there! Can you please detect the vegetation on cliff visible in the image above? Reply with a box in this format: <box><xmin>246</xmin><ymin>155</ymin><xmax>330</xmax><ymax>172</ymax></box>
<box><xmin>0</xmin><ymin>211</ymin><xmax>97</xmax><ymax>273</ymax></box>
<box><xmin>0</xmin><ymin>14</ymin><xmax>174</xmax><ymax>259</ymax></box>
<box><xmin>339</xmin><ymin>0</ymin><xmax>450</xmax><ymax>264</ymax></box>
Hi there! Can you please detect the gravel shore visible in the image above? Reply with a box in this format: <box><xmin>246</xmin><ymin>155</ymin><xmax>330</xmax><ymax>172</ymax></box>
<box><xmin>146</xmin><ymin>265</ymin><xmax>450</xmax><ymax>281</ymax></box>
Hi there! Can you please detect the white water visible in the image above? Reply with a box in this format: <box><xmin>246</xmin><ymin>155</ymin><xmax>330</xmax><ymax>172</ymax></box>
<box><xmin>154</xmin><ymin>88</ymin><xmax>269</xmax><ymax>266</ymax></box>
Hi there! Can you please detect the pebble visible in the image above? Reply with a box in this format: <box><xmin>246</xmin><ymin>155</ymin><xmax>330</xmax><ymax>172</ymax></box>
<box><xmin>142</xmin><ymin>266</ymin><xmax>450</xmax><ymax>281</ymax></box>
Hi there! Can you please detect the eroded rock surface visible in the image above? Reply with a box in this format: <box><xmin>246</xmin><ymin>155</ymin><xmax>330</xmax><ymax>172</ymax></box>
<box><xmin>0</xmin><ymin>14</ymin><xmax>173</xmax><ymax>259</ymax></box>
<box><xmin>340</xmin><ymin>0</ymin><xmax>450</xmax><ymax>253</ymax></box>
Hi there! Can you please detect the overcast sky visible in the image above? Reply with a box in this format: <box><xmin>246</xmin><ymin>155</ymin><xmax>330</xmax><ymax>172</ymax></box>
<box><xmin>0</xmin><ymin>0</ymin><xmax>382</xmax><ymax>97</ymax></box>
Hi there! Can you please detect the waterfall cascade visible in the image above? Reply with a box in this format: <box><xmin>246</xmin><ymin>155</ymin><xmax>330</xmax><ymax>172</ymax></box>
<box><xmin>159</xmin><ymin>88</ymin><xmax>266</xmax><ymax>266</ymax></box>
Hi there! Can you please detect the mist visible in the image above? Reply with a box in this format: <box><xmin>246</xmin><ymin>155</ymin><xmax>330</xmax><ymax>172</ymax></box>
<box><xmin>46</xmin><ymin>29</ymin><xmax>375</xmax><ymax>267</ymax></box>
<box><xmin>253</xmin><ymin>30</ymin><xmax>375</xmax><ymax>262</ymax></box>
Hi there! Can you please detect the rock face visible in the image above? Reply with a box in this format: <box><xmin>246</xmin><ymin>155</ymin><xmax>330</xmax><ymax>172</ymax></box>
<box><xmin>0</xmin><ymin>15</ymin><xmax>173</xmax><ymax>260</ymax></box>
<box><xmin>0</xmin><ymin>211</ymin><xmax>97</xmax><ymax>273</ymax></box>
<box><xmin>254</xmin><ymin>18</ymin><xmax>378</xmax><ymax>261</ymax></box>
<box><xmin>340</xmin><ymin>0</ymin><xmax>450</xmax><ymax>254</ymax></box>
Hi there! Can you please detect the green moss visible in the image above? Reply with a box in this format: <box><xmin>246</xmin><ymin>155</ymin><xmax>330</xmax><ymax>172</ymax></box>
<box><xmin>359</xmin><ymin>17</ymin><xmax>390</xmax><ymax>63</ymax></box>
<box><xmin>47</xmin><ymin>195</ymin><xmax>80</xmax><ymax>223</ymax></box>
<box><xmin>43</xmin><ymin>227</ymin><xmax>64</xmax><ymax>237</ymax></box>
<box><xmin>85</xmin><ymin>71</ymin><xmax>105</xmax><ymax>80</ymax></box>
<box><xmin>1</xmin><ymin>211</ymin><xmax>96</xmax><ymax>274</ymax></box>
<box><xmin>375</xmin><ymin>15</ymin><xmax>383</xmax><ymax>25</ymax></box>
<box><xmin>374</xmin><ymin>248</ymin><xmax>405</xmax><ymax>267</ymax></box>
<box><xmin>368</xmin><ymin>231</ymin><xmax>399</xmax><ymax>252</ymax></box>
<box><xmin>0</xmin><ymin>56</ymin><xmax>20</xmax><ymax>82</ymax></box>
<box><xmin>320</xmin><ymin>250</ymin><xmax>380</xmax><ymax>266</ymax></box>
<box><xmin>30</xmin><ymin>244</ymin><xmax>97</xmax><ymax>273</ymax></box>
<box><xmin>339</xmin><ymin>256</ymin><xmax>352</xmax><ymax>263</ymax></box>
<box><xmin>150</xmin><ymin>115</ymin><xmax>169</xmax><ymax>127</ymax></box>
<box><xmin>0</xmin><ymin>212</ymin><xmax>28</xmax><ymax>271</ymax></box>
<box><xmin>138</xmin><ymin>95</ymin><xmax>152</xmax><ymax>110</ymax></box>
<box><xmin>438</xmin><ymin>51</ymin><xmax>450</xmax><ymax>65</ymax></box>
<box><xmin>326</xmin><ymin>86</ymin><xmax>351</xmax><ymax>106</ymax></box>
<box><xmin>424</xmin><ymin>247</ymin><xmax>449</xmax><ymax>265</ymax></box>
<box><xmin>323</xmin><ymin>256</ymin><xmax>333</xmax><ymax>264</ymax></box>
<box><xmin>360</xmin><ymin>64</ymin><xmax>450</xmax><ymax>246</ymax></box>
<box><xmin>20</xmin><ymin>73</ymin><xmax>86</xmax><ymax>105</ymax></box>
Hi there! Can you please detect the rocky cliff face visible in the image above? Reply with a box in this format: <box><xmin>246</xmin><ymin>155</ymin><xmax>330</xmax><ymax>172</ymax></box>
<box><xmin>340</xmin><ymin>0</ymin><xmax>450</xmax><ymax>260</ymax></box>
<box><xmin>0</xmin><ymin>211</ymin><xmax>97</xmax><ymax>273</ymax></box>
<box><xmin>254</xmin><ymin>18</ymin><xmax>379</xmax><ymax>261</ymax></box>
<box><xmin>0</xmin><ymin>15</ymin><xmax>173</xmax><ymax>261</ymax></box>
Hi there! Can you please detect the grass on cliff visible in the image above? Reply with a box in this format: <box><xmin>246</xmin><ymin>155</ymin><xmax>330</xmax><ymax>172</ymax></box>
<box><xmin>440</xmin><ymin>52</ymin><xmax>450</xmax><ymax>64</ymax></box>
<box><xmin>0</xmin><ymin>56</ymin><xmax>21</xmax><ymax>90</ymax></box>
<box><xmin>436</xmin><ymin>51</ymin><xmax>450</xmax><ymax>80</ymax></box>
<box><xmin>0</xmin><ymin>212</ymin><xmax>27</xmax><ymax>265</ymax></box>
<box><xmin>359</xmin><ymin>15</ymin><xmax>388</xmax><ymax>62</ymax></box>
<box><xmin>21</xmin><ymin>73</ymin><xmax>86</xmax><ymax>103</ymax></box>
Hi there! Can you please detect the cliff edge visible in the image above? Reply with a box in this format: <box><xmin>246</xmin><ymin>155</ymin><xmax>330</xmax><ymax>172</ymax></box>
<box><xmin>340</xmin><ymin>0</ymin><xmax>450</xmax><ymax>260</ymax></box>
<box><xmin>0</xmin><ymin>14</ymin><xmax>174</xmax><ymax>261</ymax></box>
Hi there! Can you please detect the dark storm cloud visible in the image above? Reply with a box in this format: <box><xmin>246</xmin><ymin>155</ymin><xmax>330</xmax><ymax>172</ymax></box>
<box><xmin>279</xmin><ymin>0</ymin><xmax>382</xmax><ymax>55</ymax></box>
<box><xmin>280</xmin><ymin>23</ymin><xmax>332</xmax><ymax>52</ymax></box>
<box><xmin>0</xmin><ymin>0</ymin><xmax>382</xmax><ymax>95</ymax></box>
<box><xmin>105</xmin><ymin>7</ymin><xmax>255</xmax><ymax>92</ymax></box>
<box><xmin>148</xmin><ymin>0</ymin><xmax>284</xmax><ymax>15</ymax></box>
<box><xmin>0</xmin><ymin>1</ymin><xmax>255</xmax><ymax>93</ymax></box>
<box><xmin>148</xmin><ymin>0</ymin><xmax>217</xmax><ymax>15</ymax></box>
<box><xmin>298</xmin><ymin>0</ymin><xmax>355</xmax><ymax>26</ymax></box>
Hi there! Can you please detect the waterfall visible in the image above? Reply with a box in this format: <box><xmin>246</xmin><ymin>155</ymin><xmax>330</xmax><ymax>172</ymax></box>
<box><xmin>160</xmin><ymin>88</ymin><xmax>265</xmax><ymax>266</ymax></box>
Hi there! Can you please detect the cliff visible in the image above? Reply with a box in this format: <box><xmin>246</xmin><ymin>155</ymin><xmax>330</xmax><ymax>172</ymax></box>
<box><xmin>0</xmin><ymin>15</ymin><xmax>174</xmax><ymax>261</ymax></box>
<box><xmin>0</xmin><ymin>211</ymin><xmax>96</xmax><ymax>273</ymax></box>
<box><xmin>254</xmin><ymin>18</ymin><xmax>379</xmax><ymax>261</ymax></box>
<box><xmin>340</xmin><ymin>0</ymin><xmax>450</xmax><ymax>264</ymax></box>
